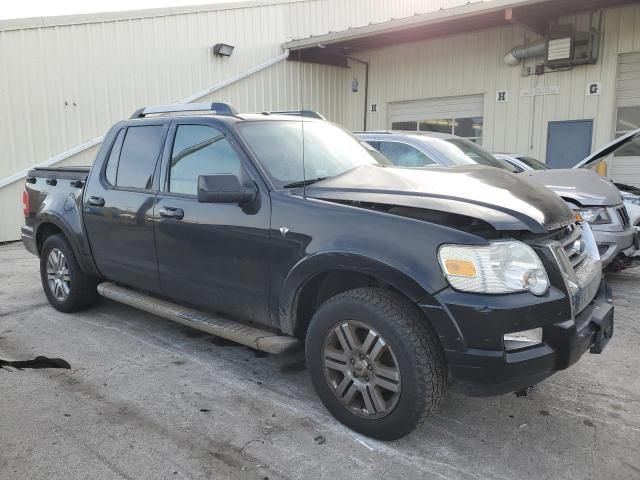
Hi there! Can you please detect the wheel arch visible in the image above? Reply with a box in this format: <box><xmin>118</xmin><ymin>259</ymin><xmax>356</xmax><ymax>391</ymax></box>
<box><xmin>34</xmin><ymin>215</ymin><xmax>100</xmax><ymax>277</ymax></box>
<box><xmin>278</xmin><ymin>252</ymin><xmax>436</xmax><ymax>337</ymax></box>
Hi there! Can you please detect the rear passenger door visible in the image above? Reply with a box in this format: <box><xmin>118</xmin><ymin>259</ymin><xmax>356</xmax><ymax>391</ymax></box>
<box><xmin>83</xmin><ymin>120</ymin><xmax>170</xmax><ymax>293</ymax></box>
<box><xmin>154</xmin><ymin>119</ymin><xmax>272</xmax><ymax>325</ymax></box>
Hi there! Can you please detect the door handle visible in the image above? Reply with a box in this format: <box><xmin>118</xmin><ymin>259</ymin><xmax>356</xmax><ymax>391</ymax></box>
<box><xmin>88</xmin><ymin>196</ymin><xmax>105</xmax><ymax>207</ymax></box>
<box><xmin>159</xmin><ymin>207</ymin><xmax>184</xmax><ymax>220</ymax></box>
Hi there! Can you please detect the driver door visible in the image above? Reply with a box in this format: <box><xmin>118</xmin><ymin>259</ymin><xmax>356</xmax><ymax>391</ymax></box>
<box><xmin>154</xmin><ymin>119</ymin><xmax>273</xmax><ymax>326</ymax></box>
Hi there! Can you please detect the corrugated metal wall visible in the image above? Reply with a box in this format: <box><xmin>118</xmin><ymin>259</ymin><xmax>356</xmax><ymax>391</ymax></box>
<box><xmin>0</xmin><ymin>0</ymin><xmax>476</xmax><ymax>242</ymax></box>
<box><xmin>612</xmin><ymin>52</ymin><xmax>640</xmax><ymax>186</ymax></box>
<box><xmin>360</xmin><ymin>4</ymin><xmax>640</xmax><ymax>174</ymax></box>
<box><xmin>5</xmin><ymin>1</ymin><xmax>637</xmax><ymax>241</ymax></box>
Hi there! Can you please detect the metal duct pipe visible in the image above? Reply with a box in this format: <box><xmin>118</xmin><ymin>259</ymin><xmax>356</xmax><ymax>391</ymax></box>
<box><xmin>504</xmin><ymin>39</ymin><xmax>546</xmax><ymax>66</ymax></box>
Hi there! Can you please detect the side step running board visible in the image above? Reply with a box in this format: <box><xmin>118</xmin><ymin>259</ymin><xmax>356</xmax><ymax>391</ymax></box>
<box><xmin>97</xmin><ymin>282</ymin><xmax>300</xmax><ymax>355</ymax></box>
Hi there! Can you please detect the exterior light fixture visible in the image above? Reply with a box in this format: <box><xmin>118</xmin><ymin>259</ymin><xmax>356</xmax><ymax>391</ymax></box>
<box><xmin>213</xmin><ymin>43</ymin><xmax>234</xmax><ymax>57</ymax></box>
<box><xmin>352</xmin><ymin>77</ymin><xmax>359</xmax><ymax>92</ymax></box>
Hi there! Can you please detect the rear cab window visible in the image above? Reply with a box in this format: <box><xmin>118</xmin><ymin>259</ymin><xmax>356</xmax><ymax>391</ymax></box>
<box><xmin>103</xmin><ymin>125</ymin><xmax>165</xmax><ymax>190</ymax></box>
<box><xmin>105</xmin><ymin>129</ymin><xmax>125</xmax><ymax>185</ymax></box>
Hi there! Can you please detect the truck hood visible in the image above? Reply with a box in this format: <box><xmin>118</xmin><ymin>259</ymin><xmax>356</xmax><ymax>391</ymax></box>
<box><xmin>573</xmin><ymin>128</ymin><xmax>640</xmax><ymax>169</ymax></box>
<box><xmin>521</xmin><ymin>168</ymin><xmax>623</xmax><ymax>207</ymax></box>
<box><xmin>305</xmin><ymin>165</ymin><xmax>574</xmax><ymax>234</ymax></box>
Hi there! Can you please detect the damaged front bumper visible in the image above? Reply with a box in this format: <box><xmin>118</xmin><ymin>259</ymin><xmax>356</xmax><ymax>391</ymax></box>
<box><xmin>421</xmin><ymin>224</ymin><xmax>613</xmax><ymax>397</ymax></box>
<box><xmin>431</xmin><ymin>281</ymin><xmax>613</xmax><ymax>397</ymax></box>
<box><xmin>605</xmin><ymin>233</ymin><xmax>640</xmax><ymax>271</ymax></box>
<box><xmin>592</xmin><ymin>223</ymin><xmax>637</xmax><ymax>268</ymax></box>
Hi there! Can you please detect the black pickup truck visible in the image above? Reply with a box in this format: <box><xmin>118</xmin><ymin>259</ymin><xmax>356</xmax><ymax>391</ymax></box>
<box><xmin>22</xmin><ymin>103</ymin><xmax>614</xmax><ymax>440</ymax></box>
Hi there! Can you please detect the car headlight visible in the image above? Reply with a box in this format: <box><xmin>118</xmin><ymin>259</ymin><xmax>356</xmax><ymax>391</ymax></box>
<box><xmin>623</xmin><ymin>194</ymin><xmax>640</xmax><ymax>206</ymax></box>
<box><xmin>575</xmin><ymin>207</ymin><xmax>611</xmax><ymax>224</ymax></box>
<box><xmin>438</xmin><ymin>240</ymin><xmax>549</xmax><ymax>295</ymax></box>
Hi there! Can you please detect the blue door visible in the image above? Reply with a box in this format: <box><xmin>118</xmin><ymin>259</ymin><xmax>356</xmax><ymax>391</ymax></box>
<box><xmin>546</xmin><ymin>120</ymin><xmax>593</xmax><ymax>168</ymax></box>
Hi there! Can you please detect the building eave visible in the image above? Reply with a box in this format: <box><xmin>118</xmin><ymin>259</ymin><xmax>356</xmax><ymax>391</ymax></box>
<box><xmin>284</xmin><ymin>0</ymin><xmax>638</xmax><ymax>65</ymax></box>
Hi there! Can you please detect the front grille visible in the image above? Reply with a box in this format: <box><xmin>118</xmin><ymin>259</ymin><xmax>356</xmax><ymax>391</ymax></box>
<box><xmin>617</xmin><ymin>206</ymin><xmax>631</xmax><ymax>229</ymax></box>
<box><xmin>546</xmin><ymin>223</ymin><xmax>602</xmax><ymax>316</ymax></box>
<box><xmin>554</xmin><ymin>223</ymin><xmax>587</xmax><ymax>271</ymax></box>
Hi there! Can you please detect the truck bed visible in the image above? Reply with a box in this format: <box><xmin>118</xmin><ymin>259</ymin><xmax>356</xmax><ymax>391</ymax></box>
<box><xmin>28</xmin><ymin>166</ymin><xmax>90</xmax><ymax>182</ymax></box>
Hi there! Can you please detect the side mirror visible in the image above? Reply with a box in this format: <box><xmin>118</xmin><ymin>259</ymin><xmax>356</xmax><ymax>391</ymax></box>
<box><xmin>197</xmin><ymin>174</ymin><xmax>257</xmax><ymax>204</ymax></box>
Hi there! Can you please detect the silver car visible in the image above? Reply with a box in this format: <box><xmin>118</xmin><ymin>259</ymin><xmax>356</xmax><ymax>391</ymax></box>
<box><xmin>495</xmin><ymin>150</ymin><xmax>640</xmax><ymax>235</ymax></box>
<box><xmin>357</xmin><ymin>131</ymin><xmax>639</xmax><ymax>270</ymax></box>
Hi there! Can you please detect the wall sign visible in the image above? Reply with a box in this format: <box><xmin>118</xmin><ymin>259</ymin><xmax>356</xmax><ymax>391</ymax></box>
<box><xmin>496</xmin><ymin>91</ymin><xmax>509</xmax><ymax>103</ymax></box>
<box><xmin>371</xmin><ymin>104</ymin><xmax>377</xmax><ymax>112</ymax></box>
<box><xmin>586</xmin><ymin>82</ymin><xmax>601</xmax><ymax>96</ymax></box>
<box><xmin>521</xmin><ymin>86</ymin><xmax>560</xmax><ymax>97</ymax></box>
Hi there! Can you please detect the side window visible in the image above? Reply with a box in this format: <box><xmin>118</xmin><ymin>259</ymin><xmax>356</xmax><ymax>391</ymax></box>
<box><xmin>117</xmin><ymin>125</ymin><xmax>165</xmax><ymax>190</ymax></box>
<box><xmin>104</xmin><ymin>129</ymin><xmax>125</xmax><ymax>185</ymax></box>
<box><xmin>378</xmin><ymin>141</ymin><xmax>435</xmax><ymax>167</ymax></box>
<box><xmin>169</xmin><ymin>125</ymin><xmax>242</xmax><ymax>195</ymax></box>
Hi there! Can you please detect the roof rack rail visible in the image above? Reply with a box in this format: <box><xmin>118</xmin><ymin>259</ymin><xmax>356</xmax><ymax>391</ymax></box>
<box><xmin>130</xmin><ymin>102</ymin><xmax>238</xmax><ymax>119</ymax></box>
<box><xmin>264</xmin><ymin>110</ymin><xmax>326</xmax><ymax>120</ymax></box>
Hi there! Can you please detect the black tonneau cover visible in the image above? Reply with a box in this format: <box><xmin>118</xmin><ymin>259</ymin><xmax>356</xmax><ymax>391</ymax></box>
<box><xmin>28</xmin><ymin>166</ymin><xmax>90</xmax><ymax>181</ymax></box>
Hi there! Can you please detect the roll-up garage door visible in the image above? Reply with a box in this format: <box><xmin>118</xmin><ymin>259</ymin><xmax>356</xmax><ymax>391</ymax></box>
<box><xmin>388</xmin><ymin>95</ymin><xmax>485</xmax><ymax>143</ymax></box>
<box><xmin>612</xmin><ymin>52</ymin><xmax>640</xmax><ymax>187</ymax></box>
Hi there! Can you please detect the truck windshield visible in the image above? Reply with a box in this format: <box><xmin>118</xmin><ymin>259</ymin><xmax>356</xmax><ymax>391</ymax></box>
<box><xmin>236</xmin><ymin>120</ymin><xmax>383</xmax><ymax>188</ymax></box>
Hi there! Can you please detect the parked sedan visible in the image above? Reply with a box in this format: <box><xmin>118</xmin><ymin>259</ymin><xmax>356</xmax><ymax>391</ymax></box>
<box><xmin>495</xmin><ymin>152</ymin><xmax>640</xmax><ymax>232</ymax></box>
<box><xmin>357</xmin><ymin>131</ymin><xmax>639</xmax><ymax>270</ymax></box>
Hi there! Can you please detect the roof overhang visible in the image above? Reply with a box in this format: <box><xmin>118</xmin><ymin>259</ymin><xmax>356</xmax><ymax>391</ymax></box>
<box><xmin>284</xmin><ymin>0</ymin><xmax>638</xmax><ymax>66</ymax></box>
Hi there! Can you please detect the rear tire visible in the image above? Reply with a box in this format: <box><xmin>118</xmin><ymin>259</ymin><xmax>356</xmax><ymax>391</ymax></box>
<box><xmin>305</xmin><ymin>287</ymin><xmax>446</xmax><ymax>440</ymax></box>
<box><xmin>40</xmin><ymin>234</ymin><xmax>99</xmax><ymax>312</ymax></box>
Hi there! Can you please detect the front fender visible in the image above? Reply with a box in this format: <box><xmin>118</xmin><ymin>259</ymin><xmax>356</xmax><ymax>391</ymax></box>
<box><xmin>278</xmin><ymin>250</ymin><xmax>443</xmax><ymax>335</ymax></box>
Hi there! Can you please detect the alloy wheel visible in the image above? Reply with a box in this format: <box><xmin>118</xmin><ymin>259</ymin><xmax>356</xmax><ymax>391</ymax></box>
<box><xmin>322</xmin><ymin>320</ymin><xmax>401</xmax><ymax>419</ymax></box>
<box><xmin>46</xmin><ymin>248</ymin><xmax>71</xmax><ymax>302</ymax></box>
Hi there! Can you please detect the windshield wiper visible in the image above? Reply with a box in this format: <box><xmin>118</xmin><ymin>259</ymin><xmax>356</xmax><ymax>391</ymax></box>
<box><xmin>283</xmin><ymin>177</ymin><xmax>328</xmax><ymax>189</ymax></box>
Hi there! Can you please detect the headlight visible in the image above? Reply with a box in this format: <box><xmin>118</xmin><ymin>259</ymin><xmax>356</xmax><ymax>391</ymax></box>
<box><xmin>438</xmin><ymin>240</ymin><xmax>549</xmax><ymax>295</ymax></box>
<box><xmin>623</xmin><ymin>194</ymin><xmax>640</xmax><ymax>206</ymax></box>
<box><xmin>575</xmin><ymin>207</ymin><xmax>611</xmax><ymax>224</ymax></box>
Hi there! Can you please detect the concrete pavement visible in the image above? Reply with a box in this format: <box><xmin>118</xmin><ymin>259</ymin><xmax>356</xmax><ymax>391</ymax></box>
<box><xmin>1</xmin><ymin>242</ymin><xmax>639</xmax><ymax>480</ymax></box>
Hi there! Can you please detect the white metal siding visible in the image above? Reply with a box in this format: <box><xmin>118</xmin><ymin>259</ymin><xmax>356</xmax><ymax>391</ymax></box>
<box><xmin>616</xmin><ymin>52</ymin><xmax>640</xmax><ymax>108</ymax></box>
<box><xmin>3</xmin><ymin>1</ymin><xmax>640</xmax><ymax>241</ymax></box>
<box><xmin>388</xmin><ymin>95</ymin><xmax>484</xmax><ymax>124</ymax></box>
<box><xmin>611</xmin><ymin>52</ymin><xmax>640</xmax><ymax>186</ymax></box>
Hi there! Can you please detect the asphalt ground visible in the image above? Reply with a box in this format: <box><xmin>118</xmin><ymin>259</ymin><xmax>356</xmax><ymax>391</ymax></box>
<box><xmin>1</xmin><ymin>241</ymin><xmax>639</xmax><ymax>480</ymax></box>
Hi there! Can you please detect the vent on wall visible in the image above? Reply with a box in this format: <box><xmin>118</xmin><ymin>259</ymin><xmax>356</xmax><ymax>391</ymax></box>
<box><xmin>545</xmin><ymin>25</ymin><xmax>600</xmax><ymax>69</ymax></box>
<box><xmin>547</xmin><ymin>38</ymin><xmax>572</xmax><ymax>62</ymax></box>
<box><xmin>504</xmin><ymin>22</ymin><xmax>601</xmax><ymax>71</ymax></box>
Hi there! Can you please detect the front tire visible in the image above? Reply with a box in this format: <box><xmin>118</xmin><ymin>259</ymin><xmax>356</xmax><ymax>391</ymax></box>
<box><xmin>40</xmin><ymin>234</ymin><xmax>99</xmax><ymax>312</ymax></box>
<box><xmin>305</xmin><ymin>288</ymin><xmax>447</xmax><ymax>440</ymax></box>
